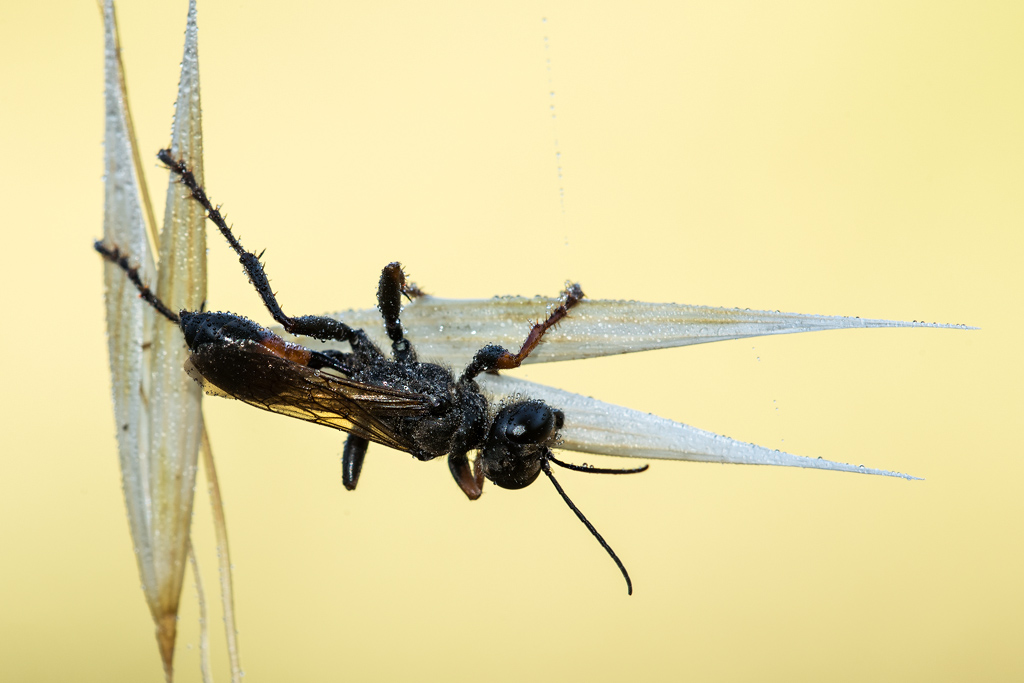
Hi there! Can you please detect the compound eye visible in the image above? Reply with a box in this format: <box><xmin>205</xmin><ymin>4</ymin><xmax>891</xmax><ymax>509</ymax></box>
<box><xmin>504</xmin><ymin>402</ymin><xmax>557</xmax><ymax>445</ymax></box>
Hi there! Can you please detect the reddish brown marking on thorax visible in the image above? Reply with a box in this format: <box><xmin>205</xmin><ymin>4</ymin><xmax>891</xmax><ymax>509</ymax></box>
<box><xmin>257</xmin><ymin>332</ymin><xmax>313</xmax><ymax>366</ymax></box>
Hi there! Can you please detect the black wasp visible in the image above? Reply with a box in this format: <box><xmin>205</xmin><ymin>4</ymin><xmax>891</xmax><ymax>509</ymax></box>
<box><xmin>96</xmin><ymin>149</ymin><xmax>649</xmax><ymax>594</ymax></box>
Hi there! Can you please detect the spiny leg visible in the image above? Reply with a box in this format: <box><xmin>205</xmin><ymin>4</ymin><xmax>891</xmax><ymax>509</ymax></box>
<box><xmin>461</xmin><ymin>283</ymin><xmax>584</xmax><ymax>380</ymax></box>
<box><xmin>342</xmin><ymin>435</ymin><xmax>369</xmax><ymax>491</ymax></box>
<box><xmin>308</xmin><ymin>348</ymin><xmax>358</xmax><ymax>374</ymax></box>
<box><xmin>541</xmin><ymin>458</ymin><xmax>634</xmax><ymax>595</ymax></box>
<box><xmin>158</xmin><ymin>149</ymin><xmax>379</xmax><ymax>355</ymax></box>
<box><xmin>380</xmin><ymin>262</ymin><xmax>427</xmax><ymax>301</ymax></box>
<box><xmin>94</xmin><ymin>241</ymin><xmax>180</xmax><ymax>324</ymax></box>
<box><xmin>307</xmin><ymin>349</ymin><xmax>355</xmax><ymax>376</ymax></box>
<box><xmin>377</xmin><ymin>262</ymin><xmax>423</xmax><ymax>364</ymax></box>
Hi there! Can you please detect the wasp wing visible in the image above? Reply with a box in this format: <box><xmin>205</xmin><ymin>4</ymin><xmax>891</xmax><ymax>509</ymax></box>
<box><xmin>184</xmin><ymin>341</ymin><xmax>432</xmax><ymax>452</ymax></box>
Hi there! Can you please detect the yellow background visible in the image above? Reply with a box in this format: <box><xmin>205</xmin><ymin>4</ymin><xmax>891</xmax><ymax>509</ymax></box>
<box><xmin>1</xmin><ymin>1</ymin><xmax>1020</xmax><ymax>681</ymax></box>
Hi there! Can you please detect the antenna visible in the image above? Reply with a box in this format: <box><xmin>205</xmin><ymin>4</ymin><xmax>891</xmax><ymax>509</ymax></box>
<box><xmin>542</xmin><ymin>456</ymin><xmax>648</xmax><ymax>595</ymax></box>
<box><xmin>95</xmin><ymin>241</ymin><xmax>180</xmax><ymax>324</ymax></box>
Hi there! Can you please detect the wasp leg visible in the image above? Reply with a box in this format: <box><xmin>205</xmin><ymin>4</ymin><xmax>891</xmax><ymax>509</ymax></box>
<box><xmin>157</xmin><ymin>149</ymin><xmax>383</xmax><ymax>359</ymax></box>
<box><xmin>342</xmin><ymin>435</ymin><xmax>369</xmax><ymax>491</ymax></box>
<box><xmin>460</xmin><ymin>283</ymin><xmax>584</xmax><ymax>380</ymax></box>
<box><xmin>447</xmin><ymin>450</ymin><xmax>483</xmax><ymax>500</ymax></box>
<box><xmin>377</xmin><ymin>262</ymin><xmax>422</xmax><ymax>364</ymax></box>
<box><xmin>307</xmin><ymin>349</ymin><xmax>356</xmax><ymax>375</ymax></box>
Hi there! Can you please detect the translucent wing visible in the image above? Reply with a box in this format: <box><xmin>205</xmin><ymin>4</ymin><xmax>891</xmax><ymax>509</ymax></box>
<box><xmin>184</xmin><ymin>341</ymin><xmax>432</xmax><ymax>452</ymax></box>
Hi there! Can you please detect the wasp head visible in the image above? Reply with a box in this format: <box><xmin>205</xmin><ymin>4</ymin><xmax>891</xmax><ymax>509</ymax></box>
<box><xmin>479</xmin><ymin>400</ymin><xmax>565</xmax><ymax>489</ymax></box>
